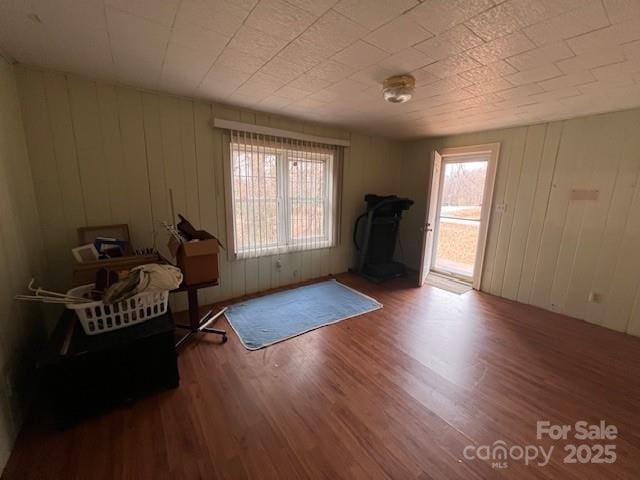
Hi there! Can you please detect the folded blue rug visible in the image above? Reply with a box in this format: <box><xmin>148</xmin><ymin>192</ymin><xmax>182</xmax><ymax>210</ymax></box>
<box><xmin>224</xmin><ymin>279</ymin><xmax>382</xmax><ymax>350</ymax></box>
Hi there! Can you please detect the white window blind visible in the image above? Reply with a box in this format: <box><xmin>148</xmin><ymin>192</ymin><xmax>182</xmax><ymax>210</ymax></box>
<box><xmin>225</xmin><ymin>130</ymin><xmax>342</xmax><ymax>259</ymax></box>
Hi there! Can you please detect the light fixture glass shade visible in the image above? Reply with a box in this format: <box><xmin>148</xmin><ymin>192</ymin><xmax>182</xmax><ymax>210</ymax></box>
<box><xmin>382</xmin><ymin>74</ymin><xmax>416</xmax><ymax>104</ymax></box>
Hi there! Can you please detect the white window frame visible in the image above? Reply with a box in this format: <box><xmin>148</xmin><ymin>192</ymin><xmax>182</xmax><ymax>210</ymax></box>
<box><xmin>223</xmin><ymin>134</ymin><xmax>339</xmax><ymax>260</ymax></box>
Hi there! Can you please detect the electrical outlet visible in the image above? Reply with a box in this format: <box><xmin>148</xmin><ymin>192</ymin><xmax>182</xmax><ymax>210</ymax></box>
<box><xmin>275</xmin><ymin>259</ymin><xmax>282</xmax><ymax>270</ymax></box>
<box><xmin>293</xmin><ymin>269</ymin><xmax>299</xmax><ymax>277</ymax></box>
<box><xmin>495</xmin><ymin>203</ymin><xmax>507</xmax><ymax>213</ymax></box>
<box><xmin>588</xmin><ymin>292</ymin><xmax>603</xmax><ymax>303</ymax></box>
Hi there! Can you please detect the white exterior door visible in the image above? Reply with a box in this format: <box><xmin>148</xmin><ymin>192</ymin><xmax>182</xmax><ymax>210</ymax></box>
<box><xmin>417</xmin><ymin>151</ymin><xmax>442</xmax><ymax>287</ymax></box>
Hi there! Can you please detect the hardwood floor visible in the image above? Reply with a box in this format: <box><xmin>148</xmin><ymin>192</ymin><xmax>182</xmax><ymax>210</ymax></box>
<box><xmin>3</xmin><ymin>273</ymin><xmax>640</xmax><ymax>479</ymax></box>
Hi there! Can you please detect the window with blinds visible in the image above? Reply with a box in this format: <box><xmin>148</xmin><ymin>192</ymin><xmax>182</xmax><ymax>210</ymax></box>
<box><xmin>226</xmin><ymin>131</ymin><xmax>341</xmax><ymax>259</ymax></box>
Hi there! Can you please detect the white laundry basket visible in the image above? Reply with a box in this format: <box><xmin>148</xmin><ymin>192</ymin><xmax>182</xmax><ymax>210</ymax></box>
<box><xmin>66</xmin><ymin>284</ymin><xmax>170</xmax><ymax>335</ymax></box>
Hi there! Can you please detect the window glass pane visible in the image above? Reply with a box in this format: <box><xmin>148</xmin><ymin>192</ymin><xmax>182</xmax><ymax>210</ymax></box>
<box><xmin>288</xmin><ymin>156</ymin><xmax>326</xmax><ymax>241</ymax></box>
<box><xmin>440</xmin><ymin>161</ymin><xmax>486</xmax><ymax>221</ymax></box>
<box><xmin>232</xmin><ymin>147</ymin><xmax>279</xmax><ymax>250</ymax></box>
<box><xmin>230</xmin><ymin>139</ymin><xmax>336</xmax><ymax>258</ymax></box>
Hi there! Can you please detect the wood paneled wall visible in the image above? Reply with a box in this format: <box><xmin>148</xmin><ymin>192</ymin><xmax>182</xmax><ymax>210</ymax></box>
<box><xmin>15</xmin><ymin>65</ymin><xmax>403</xmax><ymax>308</ymax></box>
<box><xmin>400</xmin><ymin>109</ymin><xmax>640</xmax><ymax>336</ymax></box>
<box><xmin>0</xmin><ymin>58</ymin><xmax>46</xmax><ymax>472</ymax></box>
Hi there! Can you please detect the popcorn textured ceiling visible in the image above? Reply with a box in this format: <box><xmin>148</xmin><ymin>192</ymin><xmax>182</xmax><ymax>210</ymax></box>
<box><xmin>1</xmin><ymin>0</ymin><xmax>640</xmax><ymax>138</ymax></box>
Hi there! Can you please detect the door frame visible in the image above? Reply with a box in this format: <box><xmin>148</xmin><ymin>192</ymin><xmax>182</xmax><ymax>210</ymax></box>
<box><xmin>418</xmin><ymin>143</ymin><xmax>500</xmax><ymax>290</ymax></box>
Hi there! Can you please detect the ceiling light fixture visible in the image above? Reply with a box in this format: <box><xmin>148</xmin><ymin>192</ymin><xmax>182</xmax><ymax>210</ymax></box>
<box><xmin>382</xmin><ymin>74</ymin><xmax>415</xmax><ymax>104</ymax></box>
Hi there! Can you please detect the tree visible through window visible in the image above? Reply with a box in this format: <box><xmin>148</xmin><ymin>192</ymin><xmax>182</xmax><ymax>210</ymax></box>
<box><xmin>229</xmin><ymin>134</ymin><xmax>338</xmax><ymax>259</ymax></box>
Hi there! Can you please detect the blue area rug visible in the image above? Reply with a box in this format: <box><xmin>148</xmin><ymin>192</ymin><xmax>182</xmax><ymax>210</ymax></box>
<box><xmin>224</xmin><ymin>279</ymin><xmax>382</xmax><ymax>350</ymax></box>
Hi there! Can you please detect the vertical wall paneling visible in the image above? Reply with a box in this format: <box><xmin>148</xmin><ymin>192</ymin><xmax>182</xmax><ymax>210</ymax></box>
<box><xmin>501</xmin><ymin>124</ymin><xmax>546</xmax><ymax>301</ymax></box>
<box><xmin>15</xmin><ymin>68</ymin><xmax>69</xmax><ymax>284</ymax></box>
<box><xmin>15</xmin><ymin>66</ymin><xmax>404</xmax><ymax>309</ymax></box>
<box><xmin>488</xmin><ymin>127</ymin><xmax>527</xmax><ymax>296</ymax></box>
<box><xmin>67</xmin><ymin>76</ymin><xmax>111</xmax><ymax>225</ymax></box>
<box><xmin>193</xmin><ymin>102</ymin><xmax>220</xmax><ymax>305</ymax></box>
<box><xmin>42</xmin><ymin>72</ymin><xmax>86</xmax><ymax>244</ymax></box>
<box><xmin>0</xmin><ymin>58</ymin><xmax>47</xmax><ymax>473</ymax></box>
<box><xmin>97</xmin><ymin>84</ymin><xmax>130</xmax><ymax>225</ymax></box>
<box><xmin>586</xmin><ymin>114</ymin><xmax>640</xmax><ymax>326</ymax></box>
<box><xmin>401</xmin><ymin>109</ymin><xmax>640</xmax><ymax>336</ymax></box>
<box><xmin>516</xmin><ymin>122</ymin><xmax>563</xmax><ymax>305</ymax></box>
<box><xmin>116</xmin><ymin>88</ymin><xmax>154</xmax><ymax>249</ymax></box>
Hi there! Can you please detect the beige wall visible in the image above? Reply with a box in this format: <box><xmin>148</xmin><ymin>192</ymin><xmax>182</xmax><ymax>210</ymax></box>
<box><xmin>400</xmin><ymin>108</ymin><xmax>640</xmax><ymax>336</ymax></box>
<box><xmin>0</xmin><ymin>58</ymin><xmax>46</xmax><ymax>472</ymax></box>
<box><xmin>15</xmin><ymin>65</ymin><xmax>403</xmax><ymax>308</ymax></box>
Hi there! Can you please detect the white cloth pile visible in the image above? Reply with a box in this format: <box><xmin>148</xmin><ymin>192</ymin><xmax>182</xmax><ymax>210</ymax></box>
<box><xmin>103</xmin><ymin>264</ymin><xmax>183</xmax><ymax>303</ymax></box>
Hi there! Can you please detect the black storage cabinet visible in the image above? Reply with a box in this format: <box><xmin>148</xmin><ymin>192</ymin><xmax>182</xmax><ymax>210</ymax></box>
<box><xmin>39</xmin><ymin>309</ymin><xmax>179</xmax><ymax>428</ymax></box>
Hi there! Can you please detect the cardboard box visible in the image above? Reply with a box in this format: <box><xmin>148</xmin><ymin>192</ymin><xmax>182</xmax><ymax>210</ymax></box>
<box><xmin>169</xmin><ymin>231</ymin><xmax>222</xmax><ymax>286</ymax></box>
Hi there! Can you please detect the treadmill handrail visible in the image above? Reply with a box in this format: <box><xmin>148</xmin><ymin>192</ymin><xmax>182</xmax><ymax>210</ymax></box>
<box><xmin>367</xmin><ymin>197</ymin><xmax>413</xmax><ymax>214</ymax></box>
<box><xmin>353</xmin><ymin>212</ymin><xmax>368</xmax><ymax>250</ymax></box>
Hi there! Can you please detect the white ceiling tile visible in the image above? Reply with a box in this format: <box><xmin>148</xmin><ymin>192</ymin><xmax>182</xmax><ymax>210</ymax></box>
<box><xmin>365</xmin><ymin>15</ymin><xmax>433</xmax><ymax>53</ymax></box>
<box><xmin>258</xmin><ymin>95</ymin><xmax>294</xmax><ymax>109</ymax></box>
<box><xmin>496</xmin><ymin>83</ymin><xmax>544</xmax><ymax>100</ymax></box>
<box><xmin>504</xmin><ymin>63</ymin><xmax>562</xmax><ymax>85</ymax></box>
<box><xmin>458</xmin><ymin>60</ymin><xmax>517</xmax><ymax>83</ymax></box>
<box><xmin>505</xmin><ymin>42</ymin><xmax>574</xmax><ymax>70</ymax></box>
<box><xmin>214</xmin><ymin>47</ymin><xmax>267</xmax><ymax>75</ymax></box>
<box><xmin>523</xmin><ymin>2</ymin><xmax>609</xmax><ymax>46</ymax></box>
<box><xmin>198</xmin><ymin>67</ymin><xmax>251</xmax><ymax>99</ymax></box>
<box><xmin>419</xmin><ymin>76</ymin><xmax>472</xmax><ymax>97</ymax></box>
<box><xmin>106</xmin><ymin>7</ymin><xmax>170</xmax><ymax>87</ymax></box>
<box><xmin>105</xmin><ymin>0</ymin><xmax>181</xmax><ymax>27</ymax></box>
<box><xmin>464</xmin><ymin>77</ymin><xmax>513</xmax><ymax>95</ymax></box>
<box><xmin>349</xmin><ymin>64</ymin><xmax>400</xmax><ymax>86</ymax></box>
<box><xmin>296</xmin><ymin>9</ymin><xmax>368</xmax><ymax>57</ymax></box>
<box><xmin>3</xmin><ymin>0</ymin><xmax>640</xmax><ymax>138</ymax></box>
<box><xmin>285</xmin><ymin>73</ymin><xmax>333</xmax><ymax>92</ymax></box>
<box><xmin>259</xmin><ymin>56</ymin><xmax>309</xmax><ymax>81</ymax></box>
<box><xmin>537</xmin><ymin>70</ymin><xmax>596</xmax><ymax>90</ymax></box>
<box><xmin>160</xmin><ymin>43</ymin><xmax>214</xmax><ymax>94</ymax></box>
<box><xmin>234</xmin><ymin>72</ymin><xmax>287</xmax><ymax>98</ymax></box>
<box><xmin>603</xmin><ymin>0</ymin><xmax>640</xmax><ymax>24</ymax></box>
<box><xmin>567</xmin><ymin>21</ymin><xmax>640</xmax><ymax>56</ymax></box>
<box><xmin>409</xmin><ymin>0</ymin><xmax>494</xmax><ymax>35</ymax></box>
<box><xmin>590</xmin><ymin>61</ymin><xmax>638</xmax><ymax>85</ymax></box>
<box><xmin>244</xmin><ymin>0</ymin><xmax>317</xmax><ymax>42</ymax></box>
<box><xmin>464</xmin><ymin>0</ymin><xmax>553</xmax><ymax>41</ymax></box>
<box><xmin>332</xmin><ymin>40</ymin><xmax>390</xmax><ymax>69</ymax></box>
<box><xmin>106</xmin><ymin>7</ymin><xmax>171</xmax><ymax>50</ymax></box>
<box><xmin>306</xmin><ymin>60</ymin><xmax>359</xmax><ymax>81</ymax></box>
<box><xmin>282</xmin><ymin>0</ymin><xmax>336</xmax><ymax>16</ymax></box>
<box><xmin>467</xmin><ymin>32</ymin><xmax>535</xmax><ymax>65</ymax></box>
<box><xmin>411</xmin><ymin>67</ymin><xmax>443</xmax><ymax>86</ymax></box>
<box><xmin>556</xmin><ymin>47</ymin><xmax>626</xmax><ymax>73</ymax></box>
<box><xmin>175</xmin><ymin>0</ymin><xmax>251</xmax><ymax>38</ymax></box>
<box><xmin>170</xmin><ymin>22</ymin><xmax>229</xmax><ymax>55</ymax></box>
<box><xmin>420</xmin><ymin>53</ymin><xmax>482</xmax><ymax>79</ymax></box>
<box><xmin>274</xmin><ymin>84</ymin><xmax>310</xmax><ymax>100</ymax></box>
<box><xmin>623</xmin><ymin>40</ymin><xmax>640</xmax><ymax>66</ymax></box>
<box><xmin>227</xmin><ymin>26</ymin><xmax>289</xmax><ymax>61</ymax></box>
<box><xmin>413</xmin><ymin>24</ymin><xmax>484</xmax><ymax>61</ymax></box>
<box><xmin>378</xmin><ymin>48</ymin><xmax>434</xmax><ymax>73</ymax></box>
<box><xmin>277</xmin><ymin>39</ymin><xmax>328</xmax><ymax>71</ymax></box>
<box><xmin>334</xmin><ymin>0</ymin><xmax>419</xmax><ymax>30</ymax></box>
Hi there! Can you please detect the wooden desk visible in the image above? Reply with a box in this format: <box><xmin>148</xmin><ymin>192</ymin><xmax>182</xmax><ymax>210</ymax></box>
<box><xmin>171</xmin><ymin>281</ymin><xmax>227</xmax><ymax>348</ymax></box>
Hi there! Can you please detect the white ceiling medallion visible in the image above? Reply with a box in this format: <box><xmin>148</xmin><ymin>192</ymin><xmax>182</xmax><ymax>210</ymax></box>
<box><xmin>382</xmin><ymin>74</ymin><xmax>415</xmax><ymax>104</ymax></box>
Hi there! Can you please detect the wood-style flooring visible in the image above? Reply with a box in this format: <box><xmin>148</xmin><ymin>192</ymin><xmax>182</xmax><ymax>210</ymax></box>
<box><xmin>3</xmin><ymin>273</ymin><xmax>640</xmax><ymax>479</ymax></box>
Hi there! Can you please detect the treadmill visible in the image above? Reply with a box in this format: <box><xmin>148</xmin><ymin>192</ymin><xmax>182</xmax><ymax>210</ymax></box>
<box><xmin>352</xmin><ymin>194</ymin><xmax>414</xmax><ymax>282</ymax></box>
